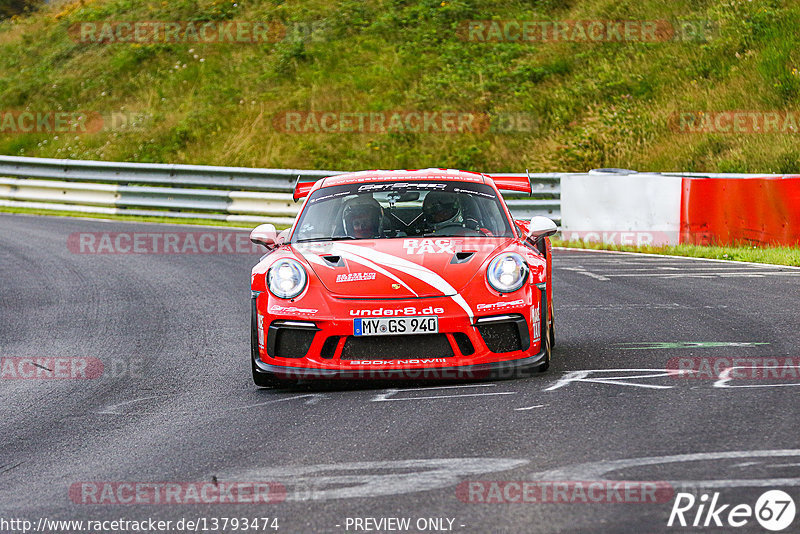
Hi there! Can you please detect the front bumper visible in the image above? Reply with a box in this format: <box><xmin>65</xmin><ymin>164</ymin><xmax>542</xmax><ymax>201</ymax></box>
<box><xmin>251</xmin><ymin>286</ymin><xmax>548</xmax><ymax>381</ymax></box>
<box><xmin>252</xmin><ymin>350</ymin><xmax>547</xmax><ymax>380</ymax></box>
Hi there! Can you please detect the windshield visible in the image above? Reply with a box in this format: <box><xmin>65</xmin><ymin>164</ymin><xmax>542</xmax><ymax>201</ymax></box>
<box><xmin>292</xmin><ymin>180</ymin><xmax>513</xmax><ymax>242</ymax></box>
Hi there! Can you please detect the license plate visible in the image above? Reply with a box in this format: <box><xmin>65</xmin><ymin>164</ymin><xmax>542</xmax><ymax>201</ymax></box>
<box><xmin>354</xmin><ymin>316</ymin><xmax>438</xmax><ymax>336</ymax></box>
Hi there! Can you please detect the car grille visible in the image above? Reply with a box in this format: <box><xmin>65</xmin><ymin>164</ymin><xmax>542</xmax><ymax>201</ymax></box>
<box><xmin>268</xmin><ymin>322</ymin><xmax>317</xmax><ymax>359</ymax></box>
<box><xmin>452</xmin><ymin>332</ymin><xmax>475</xmax><ymax>356</ymax></box>
<box><xmin>340</xmin><ymin>334</ymin><xmax>454</xmax><ymax>360</ymax></box>
<box><xmin>320</xmin><ymin>336</ymin><xmax>340</xmax><ymax>359</ymax></box>
<box><xmin>476</xmin><ymin>314</ymin><xmax>529</xmax><ymax>353</ymax></box>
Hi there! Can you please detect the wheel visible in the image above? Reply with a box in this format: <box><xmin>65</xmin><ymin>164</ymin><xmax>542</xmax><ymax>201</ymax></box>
<box><xmin>251</xmin><ymin>305</ymin><xmax>296</xmax><ymax>388</ymax></box>
<box><xmin>516</xmin><ymin>317</ymin><xmax>551</xmax><ymax>378</ymax></box>
<box><xmin>536</xmin><ymin>320</ymin><xmax>552</xmax><ymax>373</ymax></box>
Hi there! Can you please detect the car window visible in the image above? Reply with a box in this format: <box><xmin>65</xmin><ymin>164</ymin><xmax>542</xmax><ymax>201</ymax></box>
<box><xmin>292</xmin><ymin>181</ymin><xmax>513</xmax><ymax>242</ymax></box>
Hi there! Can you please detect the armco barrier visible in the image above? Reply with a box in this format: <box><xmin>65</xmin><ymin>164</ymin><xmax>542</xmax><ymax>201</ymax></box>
<box><xmin>0</xmin><ymin>156</ymin><xmax>561</xmax><ymax>225</ymax></box>
<box><xmin>681</xmin><ymin>175</ymin><xmax>800</xmax><ymax>247</ymax></box>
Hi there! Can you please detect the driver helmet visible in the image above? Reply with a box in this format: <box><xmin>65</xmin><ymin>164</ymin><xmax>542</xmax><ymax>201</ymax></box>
<box><xmin>422</xmin><ymin>191</ymin><xmax>460</xmax><ymax>230</ymax></box>
<box><xmin>342</xmin><ymin>197</ymin><xmax>383</xmax><ymax>239</ymax></box>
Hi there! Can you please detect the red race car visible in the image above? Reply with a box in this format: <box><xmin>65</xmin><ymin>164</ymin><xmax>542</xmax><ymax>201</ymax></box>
<box><xmin>249</xmin><ymin>169</ymin><xmax>557</xmax><ymax>387</ymax></box>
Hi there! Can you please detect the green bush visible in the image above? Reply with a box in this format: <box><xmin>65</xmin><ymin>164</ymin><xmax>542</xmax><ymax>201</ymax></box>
<box><xmin>0</xmin><ymin>0</ymin><xmax>42</xmax><ymax>19</ymax></box>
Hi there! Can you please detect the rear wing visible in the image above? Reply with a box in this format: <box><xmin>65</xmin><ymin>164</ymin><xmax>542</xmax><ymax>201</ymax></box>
<box><xmin>293</xmin><ymin>171</ymin><xmax>533</xmax><ymax>200</ymax></box>
<box><xmin>486</xmin><ymin>172</ymin><xmax>532</xmax><ymax>195</ymax></box>
<box><xmin>293</xmin><ymin>176</ymin><xmax>318</xmax><ymax>201</ymax></box>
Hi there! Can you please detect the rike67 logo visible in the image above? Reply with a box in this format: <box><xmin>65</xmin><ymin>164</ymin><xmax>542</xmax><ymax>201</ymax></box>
<box><xmin>668</xmin><ymin>490</ymin><xmax>796</xmax><ymax>531</ymax></box>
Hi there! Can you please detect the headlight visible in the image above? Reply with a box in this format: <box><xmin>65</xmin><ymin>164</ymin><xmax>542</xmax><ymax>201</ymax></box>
<box><xmin>267</xmin><ymin>258</ymin><xmax>308</xmax><ymax>299</ymax></box>
<box><xmin>487</xmin><ymin>253</ymin><xmax>528</xmax><ymax>293</ymax></box>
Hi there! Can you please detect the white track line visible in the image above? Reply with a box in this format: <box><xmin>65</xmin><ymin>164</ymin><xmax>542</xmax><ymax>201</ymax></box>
<box><xmin>384</xmin><ymin>384</ymin><xmax>496</xmax><ymax>393</ymax></box>
<box><xmin>553</xmin><ymin>246</ymin><xmax>800</xmax><ymax>270</ymax></box>
<box><xmin>605</xmin><ymin>271</ymin><xmax>800</xmax><ymax>278</ymax></box>
<box><xmin>515</xmin><ymin>404</ymin><xmax>547</xmax><ymax>411</ymax></box>
<box><xmin>373</xmin><ymin>392</ymin><xmax>517</xmax><ymax>402</ymax></box>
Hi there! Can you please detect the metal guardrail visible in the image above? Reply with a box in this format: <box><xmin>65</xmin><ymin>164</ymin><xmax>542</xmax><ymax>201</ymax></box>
<box><xmin>0</xmin><ymin>156</ymin><xmax>562</xmax><ymax>225</ymax></box>
<box><xmin>0</xmin><ymin>156</ymin><xmax>339</xmax><ymax>190</ymax></box>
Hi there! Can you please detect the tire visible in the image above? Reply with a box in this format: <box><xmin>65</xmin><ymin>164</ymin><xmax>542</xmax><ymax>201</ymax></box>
<box><xmin>251</xmin><ymin>305</ymin><xmax>296</xmax><ymax>388</ymax></box>
<box><xmin>536</xmin><ymin>320</ymin><xmax>552</xmax><ymax>373</ymax></box>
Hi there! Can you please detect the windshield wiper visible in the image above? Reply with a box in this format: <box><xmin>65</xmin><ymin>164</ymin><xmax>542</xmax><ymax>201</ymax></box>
<box><xmin>421</xmin><ymin>232</ymin><xmax>475</xmax><ymax>237</ymax></box>
<box><xmin>294</xmin><ymin>236</ymin><xmax>357</xmax><ymax>243</ymax></box>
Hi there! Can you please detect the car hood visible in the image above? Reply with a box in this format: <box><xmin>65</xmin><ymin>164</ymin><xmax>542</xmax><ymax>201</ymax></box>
<box><xmin>292</xmin><ymin>237</ymin><xmax>513</xmax><ymax>298</ymax></box>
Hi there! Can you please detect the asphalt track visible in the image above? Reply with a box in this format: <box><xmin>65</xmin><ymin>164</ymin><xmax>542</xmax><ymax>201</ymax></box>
<box><xmin>1</xmin><ymin>213</ymin><xmax>799</xmax><ymax>534</ymax></box>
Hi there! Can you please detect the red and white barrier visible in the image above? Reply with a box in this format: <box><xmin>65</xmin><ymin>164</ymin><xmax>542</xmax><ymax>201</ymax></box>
<box><xmin>681</xmin><ymin>176</ymin><xmax>800</xmax><ymax>246</ymax></box>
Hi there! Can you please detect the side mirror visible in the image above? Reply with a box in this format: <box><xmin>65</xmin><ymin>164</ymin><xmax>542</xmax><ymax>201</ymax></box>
<box><xmin>527</xmin><ymin>216</ymin><xmax>558</xmax><ymax>241</ymax></box>
<box><xmin>250</xmin><ymin>223</ymin><xmax>278</xmax><ymax>250</ymax></box>
<box><xmin>276</xmin><ymin>228</ymin><xmax>290</xmax><ymax>245</ymax></box>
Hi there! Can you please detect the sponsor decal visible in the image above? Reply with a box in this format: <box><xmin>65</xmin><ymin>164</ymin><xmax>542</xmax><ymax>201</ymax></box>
<box><xmin>403</xmin><ymin>238</ymin><xmax>463</xmax><ymax>255</ymax></box>
<box><xmin>350</xmin><ymin>306</ymin><xmax>444</xmax><ymax>317</ymax></box>
<box><xmin>331</xmin><ymin>175</ymin><xmax>482</xmax><ymax>186</ymax></box>
<box><xmin>308</xmin><ymin>190</ymin><xmax>351</xmax><ymax>204</ymax></box>
<box><xmin>335</xmin><ymin>272</ymin><xmax>377</xmax><ymax>283</ymax></box>
<box><xmin>531</xmin><ymin>304</ymin><xmax>541</xmax><ymax>342</ymax></box>
<box><xmin>270</xmin><ymin>367</ymin><xmax>489</xmax><ymax>380</ymax></box>
<box><xmin>357</xmin><ymin>182</ymin><xmax>448</xmax><ymax>192</ymax></box>
<box><xmin>269</xmin><ymin>305</ymin><xmax>318</xmax><ymax>314</ymax></box>
<box><xmin>476</xmin><ymin>299</ymin><xmax>525</xmax><ymax>312</ymax></box>
<box><xmin>348</xmin><ymin>359</ymin><xmax>449</xmax><ymax>365</ymax></box>
<box><xmin>257</xmin><ymin>314</ymin><xmax>265</xmax><ymax>350</ymax></box>
<box><xmin>454</xmin><ymin>186</ymin><xmax>495</xmax><ymax>199</ymax></box>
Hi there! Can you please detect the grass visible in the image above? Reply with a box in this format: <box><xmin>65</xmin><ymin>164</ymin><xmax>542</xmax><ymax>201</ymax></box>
<box><xmin>553</xmin><ymin>238</ymin><xmax>800</xmax><ymax>267</ymax></box>
<box><xmin>0</xmin><ymin>0</ymin><xmax>799</xmax><ymax>173</ymax></box>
